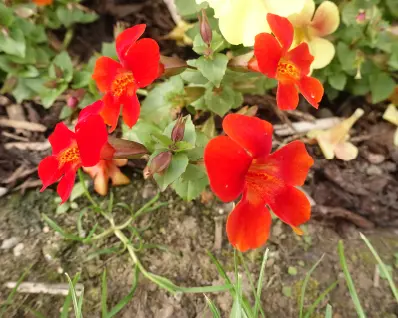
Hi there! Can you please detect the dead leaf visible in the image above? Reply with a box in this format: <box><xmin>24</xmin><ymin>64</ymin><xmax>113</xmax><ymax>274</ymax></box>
<box><xmin>5</xmin><ymin>141</ymin><xmax>50</xmax><ymax>151</ymax></box>
<box><xmin>0</xmin><ymin>118</ymin><xmax>46</xmax><ymax>132</ymax></box>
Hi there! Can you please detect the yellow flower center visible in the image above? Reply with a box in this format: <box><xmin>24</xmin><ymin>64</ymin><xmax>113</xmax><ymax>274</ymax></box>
<box><xmin>59</xmin><ymin>146</ymin><xmax>80</xmax><ymax>166</ymax></box>
<box><xmin>111</xmin><ymin>72</ymin><xmax>135</xmax><ymax>97</ymax></box>
<box><xmin>277</xmin><ymin>61</ymin><xmax>300</xmax><ymax>82</ymax></box>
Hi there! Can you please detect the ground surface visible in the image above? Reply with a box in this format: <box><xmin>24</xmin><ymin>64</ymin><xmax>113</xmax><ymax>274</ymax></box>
<box><xmin>0</xmin><ymin>0</ymin><xmax>397</xmax><ymax>317</ymax></box>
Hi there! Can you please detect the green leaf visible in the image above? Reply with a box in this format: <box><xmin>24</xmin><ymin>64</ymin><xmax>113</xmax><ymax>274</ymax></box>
<box><xmin>174</xmin><ymin>141</ymin><xmax>194</xmax><ymax>152</ymax></box>
<box><xmin>141</xmin><ymin>76</ymin><xmax>185</xmax><ymax>127</ymax></box>
<box><xmin>386</xmin><ymin>0</ymin><xmax>398</xmax><ymax>17</ymax></box>
<box><xmin>70</xmin><ymin>181</ymin><xmax>89</xmax><ymax>202</ymax></box>
<box><xmin>154</xmin><ymin>153</ymin><xmax>189</xmax><ymax>191</ymax></box>
<box><xmin>101</xmin><ymin>42</ymin><xmax>117</xmax><ymax>59</ymax></box>
<box><xmin>52</xmin><ymin>51</ymin><xmax>74</xmax><ymax>82</ymax></box>
<box><xmin>174</xmin><ymin>0</ymin><xmax>201</xmax><ymax>16</ymax></box>
<box><xmin>122</xmin><ymin>120</ymin><xmax>163</xmax><ymax>152</ymax></box>
<box><xmin>151</xmin><ymin>131</ymin><xmax>173</xmax><ymax>147</ymax></box>
<box><xmin>56</xmin><ymin>7</ymin><xmax>97</xmax><ymax>28</ymax></box>
<box><xmin>12</xmin><ymin>79</ymin><xmax>34</xmax><ymax>103</ymax></box>
<box><xmin>72</xmin><ymin>71</ymin><xmax>92</xmax><ymax>89</ymax></box>
<box><xmin>17</xmin><ymin>65</ymin><xmax>39</xmax><ymax>78</ymax></box>
<box><xmin>328</xmin><ymin>73</ymin><xmax>347</xmax><ymax>91</ymax></box>
<box><xmin>0</xmin><ymin>3</ymin><xmax>14</xmax><ymax>27</ymax></box>
<box><xmin>204</xmin><ymin>295</ymin><xmax>221</xmax><ymax>318</ymax></box>
<box><xmin>181</xmin><ymin>60</ymin><xmax>208</xmax><ymax>84</ymax></box>
<box><xmin>288</xmin><ymin>266</ymin><xmax>298</xmax><ymax>276</ymax></box>
<box><xmin>172</xmin><ymin>164</ymin><xmax>209</xmax><ymax>201</ymax></box>
<box><xmin>0</xmin><ymin>28</ymin><xmax>26</xmax><ymax>58</ymax></box>
<box><xmin>325</xmin><ymin>304</ymin><xmax>333</xmax><ymax>318</ymax></box>
<box><xmin>196</xmin><ymin>53</ymin><xmax>228</xmax><ymax>87</ymax></box>
<box><xmin>40</xmin><ymin>83</ymin><xmax>68</xmax><ymax>108</ymax></box>
<box><xmin>369</xmin><ymin>72</ymin><xmax>396</xmax><ymax>103</ymax></box>
<box><xmin>204</xmin><ymin>85</ymin><xmax>243</xmax><ymax>116</ymax></box>
<box><xmin>42</xmin><ymin>214</ymin><xmax>82</xmax><ymax>241</ymax></box>
<box><xmin>163</xmin><ymin>115</ymin><xmax>196</xmax><ymax>145</ymax></box>
<box><xmin>193</xmin><ymin>31</ymin><xmax>227</xmax><ymax>55</ymax></box>
<box><xmin>336</xmin><ymin>42</ymin><xmax>356</xmax><ymax>72</ymax></box>
<box><xmin>341</xmin><ymin>2</ymin><xmax>359</xmax><ymax>26</ymax></box>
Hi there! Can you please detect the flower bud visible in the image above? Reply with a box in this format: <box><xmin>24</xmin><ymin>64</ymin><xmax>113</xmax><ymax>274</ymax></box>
<box><xmin>145</xmin><ymin>151</ymin><xmax>172</xmax><ymax>178</ymax></box>
<box><xmin>67</xmin><ymin>96</ymin><xmax>79</xmax><ymax>108</ymax></box>
<box><xmin>199</xmin><ymin>9</ymin><xmax>212</xmax><ymax>46</ymax></box>
<box><xmin>171</xmin><ymin>116</ymin><xmax>186</xmax><ymax>143</ymax></box>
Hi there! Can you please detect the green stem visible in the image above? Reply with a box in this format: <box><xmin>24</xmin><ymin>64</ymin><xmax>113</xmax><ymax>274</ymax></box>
<box><xmin>78</xmin><ymin>169</ymin><xmax>98</xmax><ymax>209</ymax></box>
<box><xmin>62</xmin><ymin>28</ymin><xmax>74</xmax><ymax>50</ymax></box>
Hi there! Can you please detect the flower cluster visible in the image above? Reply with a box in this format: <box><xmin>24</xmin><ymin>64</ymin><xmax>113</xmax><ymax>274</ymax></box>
<box><xmin>39</xmin><ymin>25</ymin><xmax>160</xmax><ymax>202</ymax></box>
<box><xmin>39</xmin><ymin>11</ymin><xmax>326</xmax><ymax>252</ymax></box>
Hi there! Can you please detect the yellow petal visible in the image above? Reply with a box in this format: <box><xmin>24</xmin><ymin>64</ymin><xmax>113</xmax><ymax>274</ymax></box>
<box><xmin>289</xmin><ymin>0</ymin><xmax>315</xmax><ymax>27</ymax></box>
<box><xmin>308</xmin><ymin>37</ymin><xmax>335</xmax><ymax>69</ymax></box>
<box><xmin>383</xmin><ymin>103</ymin><xmax>398</xmax><ymax>126</ymax></box>
<box><xmin>310</xmin><ymin>1</ymin><xmax>340</xmax><ymax>37</ymax></box>
<box><xmin>334</xmin><ymin>142</ymin><xmax>359</xmax><ymax>161</ymax></box>
<box><xmin>163</xmin><ymin>21</ymin><xmax>194</xmax><ymax>46</ymax></box>
<box><xmin>108</xmin><ymin>163</ymin><xmax>130</xmax><ymax>186</ymax></box>
<box><xmin>264</xmin><ymin>0</ymin><xmax>306</xmax><ymax>17</ymax></box>
<box><xmin>218</xmin><ymin>0</ymin><xmax>269</xmax><ymax>46</ymax></box>
<box><xmin>311</xmin><ymin>108</ymin><xmax>364</xmax><ymax>160</ymax></box>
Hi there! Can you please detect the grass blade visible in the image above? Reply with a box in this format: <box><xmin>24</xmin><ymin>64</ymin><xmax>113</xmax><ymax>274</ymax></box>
<box><xmin>61</xmin><ymin>273</ymin><xmax>80</xmax><ymax>318</ymax></box>
<box><xmin>299</xmin><ymin>254</ymin><xmax>325</xmax><ymax>318</ymax></box>
<box><xmin>304</xmin><ymin>280</ymin><xmax>338</xmax><ymax>318</ymax></box>
<box><xmin>254</xmin><ymin>249</ymin><xmax>269</xmax><ymax>318</ymax></box>
<box><xmin>0</xmin><ymin>266</ymin><xmax>31</xmax><ymax>318</ymax></box>
<box><xmin>338</xmin><ymin>240</ymin><xmax>366</xmax><ymax>318</ymax></box>
<box><xmin>65</xmin><ymin>273</ymin><xmax>83</xmax><ymax>318</ymax></box>
<box><xmin>325</xmin><ymin>304</ymin><xmax>332</xmax><ymax>318</ymax></box>
<box><xmin>360</xmin><ymin>233</ymin><xmax>398</xmax><ymax>303</ymax></box>
<box><xmin>204</xmin><ymin>295</ymin><xmax>221</xmax><ymax>318</ymax></box>
<box><xmin>101</xmin><ymin>270</ymin><xmax>108</xmax><ymax>318</ymax></box>
<box><xmin>107</xmin><ymin>265</ymin><xmax>139</xmax><ymax>317</ymax></box>
<box><xmin>42</xmin><ymin>214</ymin><xmax>81</xmax><ymax>241</ymax></box>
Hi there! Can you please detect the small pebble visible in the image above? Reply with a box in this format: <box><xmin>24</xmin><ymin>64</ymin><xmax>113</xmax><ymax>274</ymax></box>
<box><xmin>366</xmin><ymin>165</ymin><xmax>383</xmax><ymax>176</ymax></box>
<box><xmin>43</xmin><ymin>226</ymin><xmax>50</xmax><ymax>233</ymax></box>
<box><xmin>13</xmin><ymin>243</ymin><xmax>24</xmax><ymax>257</ymax></box>
<box><xmin>1</xmin><ymin>237</ymin><xmax>19</xmax><ymax>250</ymax></box>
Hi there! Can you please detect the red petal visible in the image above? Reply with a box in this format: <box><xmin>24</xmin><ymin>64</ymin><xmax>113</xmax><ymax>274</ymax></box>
<box><xmin>254</xmin><ymin>33</ymin><xmax>282</xmax><ymax>78</ymax></box>
<box><xmin>49</xmin><ymin>122</ymin><xmax>75</xmax><ymax>155</ymax></box>
<box><xmin>268</xmin><ymin>186</ymin><xmax>311</xmax><ymax>230</ymax></box>
<box><xmin>286</xmin><ymin>42</ymin><xmax>314</xmax><ymax>76</ymax></box>
<box><xmin>258</xmin><ymin>141</ymin><xmax>314</xmax><ymax>186</ymax></box>
<box><xmin>226</xmin><ymin>198</ymin><xmax>271</xmax><ymax>252</ymax></box>
<box><xmin>298</xmin><ymin>76</ymin><xmax>324</xmax><ymax>109</ymax></box>
<box><xmin>101</xmin><ymin>93</ymin><xmax>121</xmax><ymax>132</ymax></box>
<box><xmin>78</xmin><ymin>100</ymin><xmax>103</xmax><ymax>123</ymax></box>
<box><xmin>204</xmin><ymin>136</ymin><xmax>252</xmax><ymax>202</ymax></box>
<box><xmin>116</xmin><ymin>24</ymin><xmax>146</xmax><ymax>63</ymax></box>
<box><xmin>75</xmin><ymin>114</ymin><xmax>108</xmax><ymax>167</ymax></box>
<box><xmin>223</xmin><ymin>114</ymin><xmax>273</xmax><ymax>159</ymax></box>
<box><xmin>276</xmin><ymin>82</ymin><xmax>299</xmax><ymax>110</ymax></box>
<box><xmin>57</xmin><ymin>168</ymin><xmax>77</xmax><ymax>203</ymax></box>
<box><xmin>121</xmin><ymin>94</ymin><xmax>140</xmax><ymax>128</ymax></box>
<box><xmin>92</xmin><ymin>57</ymin><xmax>122</xmax><ymax>93</ymax></box>
<box><xmin>123</xmin><ymin>38</ymin><xmax>161</xmax><ymax>87</ymax></box>
<box><xmin>38</xmin><ymin>156</ymin><xmax>62</xmax><ymax>191</ymax></box>
<box><xmin>266</xmin><ymin>13</ymin><xmax>293</xmax><ymax>52</ymax></box>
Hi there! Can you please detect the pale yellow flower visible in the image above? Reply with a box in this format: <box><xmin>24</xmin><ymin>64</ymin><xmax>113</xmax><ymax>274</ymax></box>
<box><xmin>289</xmin><ymin>0</ymin><xmax>339</xmax><ymax>69</ymax></box>
<box><xmin>196</xmin><ymin>0</ymin><xmax>306</xmax><ymax>46</ymax></box>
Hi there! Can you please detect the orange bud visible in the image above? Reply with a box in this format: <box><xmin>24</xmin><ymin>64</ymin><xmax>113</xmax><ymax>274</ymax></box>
<box><xmin>171</xmin><ymin>116</ymin><xmax>186</xmax><ymax>143</ymax></box>
<box><xmin>199</xmin><ymin>9</ymin><xmax>212</xmax><ymax>46</ymax></box>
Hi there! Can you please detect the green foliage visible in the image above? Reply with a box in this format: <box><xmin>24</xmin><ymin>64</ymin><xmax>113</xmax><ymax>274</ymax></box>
<box><xmin>0</xmin><ymin>1</ymin><xmax>97</xmax><ymax>108</ymax></box>
<box><xmin>317</xmin><ymin>0</ymin><xmax>397</xmax><ymax>101</ymax></box>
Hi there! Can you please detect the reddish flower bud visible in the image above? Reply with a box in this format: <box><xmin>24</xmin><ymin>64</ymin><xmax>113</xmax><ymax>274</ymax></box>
<box><xmin>171</xmin><ymin>116</ymin><xmax>187</xmax><ymax>143</ymax></box>
<box><xmin>199</xmin><ymin>9</ymin><xmax>212</xmax><ymax>46</ymax></box>
<box><xmin>145</xmin><ymin>151</ymin><xmax>172</xmax><ymax>178</ymax></box>
<box><xmin>67</xmin><ymin>96</ymin><xmax>79</xmax><ymax>108</ymax></box>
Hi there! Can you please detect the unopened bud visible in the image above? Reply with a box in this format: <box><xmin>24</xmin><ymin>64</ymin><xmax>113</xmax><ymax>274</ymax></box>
<box><xmin>199</xmin><ymin>9</ymin><xmax>212</xmax><ymax>46</ymax></box>
<box><xmin>145</xmin><ymin>151</ymin><xmax>172</xmax><ymax>178</ymax></box>
<box><xmin>67</xmin><ymin>96</ymin><xmax>78</xmax><ymax>108</ymax></box>
<box><xmin>356</xmin><ymin>10</ymin><xmax>366</xmax><ymax>24</ymax></box>
<box><xmin>171</xmin><ymin>116</ymin><xmax>186</xmax><ymax>143</ymax></box>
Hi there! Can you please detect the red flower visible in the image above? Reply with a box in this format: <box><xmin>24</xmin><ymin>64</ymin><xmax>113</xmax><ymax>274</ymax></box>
<box><xmin>253</xmin><ymin>13</ymin><xmax>324</xmax><ymax>110</ymax></box>
<box><xmin>33</xmin><ymin>0</ymin><xmax>53</xmax><ymax>6</ymax></box>
<box><xmin>92</xmin><ymin>24</ymin><xmax>161</xmax><ymax>132</ymax></box>
<box><xmin>38</xmin><ymin>101</ymin><xmax>112</xmax><ymax>203</ymax></box>
<box><xmin>83</xmin><ymin>159</ymin><xmax>130</xmax><ymax>196</ymax></box>
<box><xmin>204</xmin><ymin>114</ymin><xmax>314</xmax><ymax>251</ymax></box>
